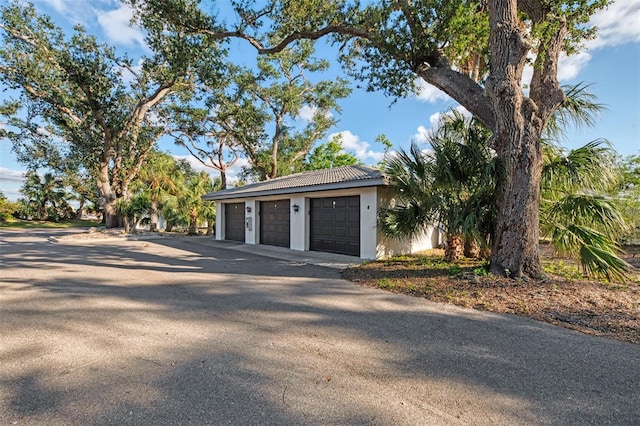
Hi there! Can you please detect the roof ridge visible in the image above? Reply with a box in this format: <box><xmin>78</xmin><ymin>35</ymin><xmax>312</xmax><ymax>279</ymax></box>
<box><xmin>203</xmin><ymin>165</ymin><xmax>385</xmax><ymax>201</ymax></box>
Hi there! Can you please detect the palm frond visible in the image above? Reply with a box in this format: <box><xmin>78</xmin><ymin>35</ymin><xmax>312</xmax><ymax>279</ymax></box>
<box><xmin>545</xmin><ymin>82</ymin><xmax>605</xmax><ymax>139</ymax></box>
<box><xmin>542</xmin><ymin>139</ymin><xmax>618</xmax><ymax>196</ymax></box>
<box><xmin>378</xmin><ymin>204</ymin><xmax>434</xmax><ymax>239</ymax></box>
<box><xmin>544</xmin><ymin>193</ymin><xmax>630</xmax><ymax>239</ymax></box>
<box><xmin>579</xmin><ymin>244</ymin><xmax>631</xmax><ymax>282</ymax></box>
<box><xmin>548</xmin><ymin>223</ymin><xmax>630</xmax><ymax>281</ymax></box>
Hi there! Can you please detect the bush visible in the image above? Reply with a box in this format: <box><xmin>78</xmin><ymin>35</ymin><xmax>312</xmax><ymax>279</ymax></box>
<box><xmin>0</xmin><ymin>193</ymin><xmax>18</xmax><ymax>222</ymax></box>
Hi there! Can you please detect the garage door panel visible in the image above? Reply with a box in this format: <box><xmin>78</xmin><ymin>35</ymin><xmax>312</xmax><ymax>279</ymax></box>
<box><xmin>260</xmin><ymin>200</ymin><xmax>290</xmax><ymax>248</ymax></box>
<box><xmin>225</xmin><ymin>203</ymin><xmax>245</xmax><ymax>242</ymax></box>
<box><xmin>310</xmin><ymin>196</ymin><xmax>360</xmax><ymax>256</ymax></box>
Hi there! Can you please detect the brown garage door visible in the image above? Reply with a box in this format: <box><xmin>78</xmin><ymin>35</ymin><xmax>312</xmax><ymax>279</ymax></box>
<box><xmin>310</xmin><ymin>196</ymin><xmax>360</xmax><ymax>256</ymax></box>
<box><xmin>225</xmin><ymin>203</ymin><xmax>245</xmax><ymax>242</ymax></box>
<box><xmin>260</xmin><ymin>200</ymin><xmax>290</xmax><ymax>248</ymax></box>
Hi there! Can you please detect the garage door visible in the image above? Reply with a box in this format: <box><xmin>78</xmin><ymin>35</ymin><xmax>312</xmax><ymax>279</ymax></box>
<box><xmin>310</xmin><ymin>196</ymin><xmax>360</xmax><ymax>256</ymax></box>
<box><xmin>225</xmin><ymin>203</ymin><xmax>245</xmax><ymax>242</ymax></box>
<box><xmin>260</xmin><ymin>200</ymin><xmax>290</xmax><ymax>248</ymax></box>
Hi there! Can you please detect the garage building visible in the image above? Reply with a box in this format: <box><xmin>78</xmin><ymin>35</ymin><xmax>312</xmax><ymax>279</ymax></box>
<box><xmin>202</xmin><ymin>165</ymin><xmax>439</xmax><ymax>260</ymax></box>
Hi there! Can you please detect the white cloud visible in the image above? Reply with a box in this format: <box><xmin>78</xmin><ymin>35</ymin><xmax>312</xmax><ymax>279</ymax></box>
<box><xmin>34</xmin><ymin>0</ymin><xmax>67</xmax><ymax>13</ymax></box>
<box><xmin>0</xmin><ymin>166</ymin><xmax>26</xmax><ymax>182</ymax></box>
<box><xmin>411</xmin><ymin>125</ymin><xmax>430</xmax><ymax>143</ymax></box>
<box><xmin>587</xmin><ymin>2</ymin><xmax>640</xmax><ymax>49</ymax></box>
<box><xmin>328</xmin><ymin>130</ymin><xmax>385</xmax><ymax>163</ymax></box>
<box><xmin>558</xmin><ymin>51</ymin><xmax>593</xmax><ymax>82</ymax></box>
<box><xmin>415</xmin><ymin>78</ymin><xmax>451</xmax><ymax>103</ymax></box>
<box><xmin>297</xmin><ymin>105</ymin><xmax>333</xmax><ymax>123</ymax></box>
<box><xmin>34</xmin><ymin>0</ymin><xmax>109</xmax><ymax>26</ymax></box>
<box><xmin>96</xmin><ymin>3</ymin><xmax>145</xmax><ymax>47</ymax></box>
<box><xmin>553</xmin><ymin>2</ymin><xmax>640</xmax><ymax>81</ymax></box>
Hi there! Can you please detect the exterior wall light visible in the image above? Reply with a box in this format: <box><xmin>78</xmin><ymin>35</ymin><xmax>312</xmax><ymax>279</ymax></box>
<box><xmin>246</xmin><ymin>206</ymin><xmax>252</xmax><ymax>213</ymax></box>
<box><xmin>292</xmin><ymin>204</ymin><xmax>300</xmax><ymax>213</ymax></box>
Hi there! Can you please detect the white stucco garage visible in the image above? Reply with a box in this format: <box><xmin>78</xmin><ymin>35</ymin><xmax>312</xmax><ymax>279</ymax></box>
<box><xmin>202</xmin><ymin>165</ymin><xmax>440</xmax><ymax>260</ymax></box>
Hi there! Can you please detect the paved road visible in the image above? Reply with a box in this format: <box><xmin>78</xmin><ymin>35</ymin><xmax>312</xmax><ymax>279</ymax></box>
<box><xmin>1</xmin><ymin>229</ymin><xmax>638</xmax><ymax>425</ymax></box>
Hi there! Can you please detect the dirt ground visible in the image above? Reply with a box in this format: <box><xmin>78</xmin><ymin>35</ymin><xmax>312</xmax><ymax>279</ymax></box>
<box><xmin>343</xmin><ymin>244</ymin><xmax>640</xmax><ymax>345</ymax></box>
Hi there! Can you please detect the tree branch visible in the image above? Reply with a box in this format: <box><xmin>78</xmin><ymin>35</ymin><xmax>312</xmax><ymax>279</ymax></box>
<box><xmin>417</xmin><ymin>67</ymin><xmax>495</xmax><ymax>130</ymax></box>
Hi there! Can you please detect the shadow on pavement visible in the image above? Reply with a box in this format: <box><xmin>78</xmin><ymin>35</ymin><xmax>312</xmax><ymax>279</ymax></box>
<box><xmin>1</xmin><ymin>229</ymin><xmax>638</xmax><ymax>424</ymax></box>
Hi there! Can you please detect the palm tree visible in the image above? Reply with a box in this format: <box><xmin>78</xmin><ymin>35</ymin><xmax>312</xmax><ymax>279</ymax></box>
<box><xmin>178</xmin><ymin>171</ymin><xmax>218</xmax><ymax>235</ymax></box>
<box><xmin>380</xmin><ymin>84</ymin><xmax>632</xmax><ymax>280</ymax></box>
<box><xmin>136</xmin><ymin>151</ymin><xmax>182</xmax><ymax>231</ymax></box>
<box><xmin>20</xmin><ymin>171</ymin><xmax>71</xmax><ymax>221</ymax></box>
<box><xmin>541</xmin><ymin>140</ymin><xmax>631</xmax><ymax>280</ymax></box>
<box><xmin>379</xmin><ymin>111</ymin><xmax>497</xmax><ymax>262</ymax></box>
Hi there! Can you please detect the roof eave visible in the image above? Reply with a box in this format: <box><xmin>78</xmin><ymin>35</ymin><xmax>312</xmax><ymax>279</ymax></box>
<box><xmin>202</xmin><ymin>178</ymin><xmax>387</xmax><ymax>201</ymax></box>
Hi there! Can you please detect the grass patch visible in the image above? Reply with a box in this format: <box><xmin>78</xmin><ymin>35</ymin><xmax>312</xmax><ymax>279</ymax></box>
<box><xmin>0</xmin><ymin>219</ymin><xmax>102</xmax><ymax>229</ymax></box>
<box><xmin>542</xmin><ymin>260</ymin><xmax>583</xmax><ymax>281</ymax></box>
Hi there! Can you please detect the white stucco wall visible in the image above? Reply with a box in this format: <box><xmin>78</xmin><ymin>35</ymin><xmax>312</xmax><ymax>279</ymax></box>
<box><xmin>359</xmin><ymin>187</ymin><xmax>378</xmax><ymax>260</ymax></box>
<box><xmin>289</xmin><ymin>195</ymin><xmax>306</xmax><ymax>251</ymax></box>
<box><xmin>215</xmin><ymin>201</ymin><xmax>223</xmax><ymax>240</ymax></box>
<box><xmin>245</xmin><ymin>199</ymin><xmax>258</xmax><ymax>244</ymax></box>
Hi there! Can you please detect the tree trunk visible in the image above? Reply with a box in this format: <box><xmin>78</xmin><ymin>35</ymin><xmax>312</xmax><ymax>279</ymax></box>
<box><xmin>103</xmin><ymin>199</ymin><xmax>119</xmax><ymax>228</ymax></box>
<box><xmin>220</xmin><ymin>170</ymin><xmax>227</xmax><ymax>190</ymax></box>
<box><xmin>485</xmin><ymin>0</ymin><xmax>546</xmax><ymax>279</ymax></box>
<box><xmin>464</xmin><ymin>237</ymin><xmax>481</xmax><ymax>259</ymax></box>
<box><xmin>75</xmin><ymin>199</ymin><xmax>85</xmax><ymax>220</ymax></box>
<box><xmin>149</xmin><ymin>198</ymin><xmax>159</xmax><ymax>232</ymax></box>
<box><xmin>188</xmin><ymin>219</ymin><xmax>198</xmax><ymax>235</ymax></box>
<box><xmin>444</xmin><ymin>233</ymin><xmax>464</xmax><ymax>263</ymax></box>
<box><xmin>97</xmin><ymin>162</ymin><xmax>122</xmax><ymax>228</ymax></box>
<box><xmin>489</xmin><ymin>127</ymin><xmax>545</xmax><ymax>279</ymax></box>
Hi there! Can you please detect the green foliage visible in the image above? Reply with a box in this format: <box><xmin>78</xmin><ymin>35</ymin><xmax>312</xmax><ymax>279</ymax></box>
<box><xmin>544</xmin><ymin>83</ymin><xmax>605</xmax><ymax>140</ymax></box>
<box><xmin>17</xmin><ymin>170</ymin><xmax>74</xmax><ymax>221</ymax></box>
<box><xmin>116</xmin><ymin>194</ymin><xmax>151</xmax><ymax>220</ymax></box>
<box><xmin>382</xmin><ymin>109</ymin><xmax>630</xmax><ymax>280</ymax></box>
<box><xmin>241</xmin><ymin>41</ymin><xmax>351</xmax><ymax>180</ymax></box>
<box><xmin>379</xmin><ymin>110</ymin><xmax>496</xmax><ymax>252</ymax></box>
<box><xmin>178</xmin><ymin>171</ymin><xmax>218</xmax><ymax>234</ymax></box>
<box><xmin>167</xmin><ymin>40</ymin><xmax>350</xmax><ymax>184</ymax></box>
<box><xmin>0</xmin><ymin>191</ymin><xmax>18</xmax><ymax>222</ymax></box>
<box><xmin>0</xmin><ymin>1</ymin><xmax>223</xmax><ymax>227</ymax></box>
<box><xmin>616</xmin><ymin>154</ymin><xmax>640</xmax><ymax>242</ymax></box>
<box><xmin>301</xmin><ymin>137</ymin><xmax>361</xmax><ymax>171</ymax></box>
<box><xmin>540</xmin><ymin>140</ymin><xmax>632</xmax><ymax>281</ymax></box>
<box><xmin>133</xmin><ymin>150</ymin><xmax>185</xmax><ymax>230</ymax></box>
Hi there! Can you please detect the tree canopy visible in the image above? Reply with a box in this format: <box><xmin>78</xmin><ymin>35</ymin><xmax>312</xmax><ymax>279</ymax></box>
<box><xmin>128</xmin><ymin>0</ymin><xmax>611</xmax><ymax>279</ymax></box>
<box><xmin>0</xmin><ymin>1</ymin><xmax>224</xmax><ymax>227</ymax></box>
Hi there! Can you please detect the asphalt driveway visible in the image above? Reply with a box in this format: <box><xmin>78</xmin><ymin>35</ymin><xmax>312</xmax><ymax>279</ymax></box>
<box><xmin>1</xmin><ymin>229</ymin><xmax>638</xmax><ymax>425</ymax></box>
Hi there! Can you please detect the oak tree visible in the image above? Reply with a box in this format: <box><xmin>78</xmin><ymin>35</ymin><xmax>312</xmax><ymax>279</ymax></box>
<box><xmin>0</xmin><ymin>1</ymin><xmax>223</xmax><ymax>227</ymax></box>
<box><xmin>130</xmin><ymin>0</ymin><xmax>611</xmax><ymax>278</ymax></box>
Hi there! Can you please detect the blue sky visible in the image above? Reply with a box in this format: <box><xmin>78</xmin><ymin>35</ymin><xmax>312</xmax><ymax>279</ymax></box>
<box><xmin>1</xmin><ymin>0</ymin><xmax>639</xmax><ymax>201</ymax></box>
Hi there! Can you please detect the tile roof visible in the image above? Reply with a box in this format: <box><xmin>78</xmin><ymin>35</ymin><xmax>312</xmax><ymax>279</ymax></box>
<box><xmin>202</xmin><ymin>165</ymin><xmax>386</xmax><ymax>200</ymax></box>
